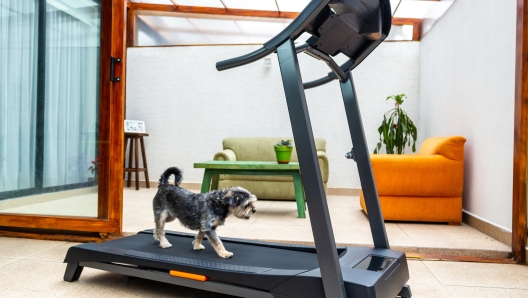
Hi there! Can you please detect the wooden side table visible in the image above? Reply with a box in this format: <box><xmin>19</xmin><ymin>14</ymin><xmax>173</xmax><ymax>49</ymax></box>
<box><xmin>124</xmin><ymin>132</ymin><xmax>150</xmax><ymax>190</ymax></box>
<box><xmin>194</xmin><ymin>161</ymin><xmax>307</xmax><ymax>218</ymax></box>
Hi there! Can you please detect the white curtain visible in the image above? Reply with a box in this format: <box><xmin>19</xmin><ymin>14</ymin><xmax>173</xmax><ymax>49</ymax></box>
<box><xmin>0</xmin><ymin>0</ymin><xmax>38</xmax><ymax>192</ymax></box>
<box><xmin>0</xmin><ymin>0</ymin><xmax>100</xmax><ymax>192</ymax></box>
<box><xmin>43</xmin><ymin>2</ymin><xmax>99</xmax><ymax>187</ymax></box>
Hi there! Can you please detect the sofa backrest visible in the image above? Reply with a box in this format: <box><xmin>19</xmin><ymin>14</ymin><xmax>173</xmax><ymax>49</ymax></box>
<box><xmin>222</xmin><ymin>137</ymin><xmax>326</xmax><ymax>162</ymax></box>
<box><xmin>418</xmin><ymin>136</ymin><xmax>466</xmax><ymax>161</ymax></box>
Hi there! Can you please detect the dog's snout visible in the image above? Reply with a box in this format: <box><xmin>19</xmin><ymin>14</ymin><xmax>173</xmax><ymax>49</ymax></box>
<box><xmin>252</xmin><ymin>209</ymin><xmax>256</xmax><ymax>214</ymax></box>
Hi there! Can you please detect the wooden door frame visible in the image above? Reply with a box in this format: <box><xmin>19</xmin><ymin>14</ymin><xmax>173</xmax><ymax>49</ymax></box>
<box><xmin>513</xmin><ymin>0</ymin><xmax>528</xmax><ymax>264</ymax></box>
<box><xmin>0</xmin><ymin>0</ymin><xmax>126</xmax><ymax>235</ymax></box>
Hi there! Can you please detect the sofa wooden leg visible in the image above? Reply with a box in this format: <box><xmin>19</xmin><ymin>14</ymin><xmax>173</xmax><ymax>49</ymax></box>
<box><xmin>448</xmin><ymin>222</ymin><xmax>461</xmax><ymax>226</ymax></box>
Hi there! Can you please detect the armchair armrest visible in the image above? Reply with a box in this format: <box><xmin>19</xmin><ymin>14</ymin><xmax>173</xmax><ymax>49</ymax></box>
<box><xmin>370</xmin><ymin>154</ymin><xmax>463</xmax><ymax>197</ymax></box>
<box><xmin>317</xmin><ymin>151</ymin><xmax>329</xmax><ymax>183</ymax></box>
<box><xmin>214</xmin><ymin>149</ymin><xmax>237</xmax><ymax>161</ymax></box>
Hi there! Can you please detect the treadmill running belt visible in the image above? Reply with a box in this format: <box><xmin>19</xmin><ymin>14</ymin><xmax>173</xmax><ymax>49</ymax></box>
<box><xmin>96</xmin><ymin>232</ymin><xmax>320</xmax><ymax>271</ymax></box>
<box><xmin>124</xmin><ymin>250</ymin><xmax>271</xmax><ymax>273</ymax></box>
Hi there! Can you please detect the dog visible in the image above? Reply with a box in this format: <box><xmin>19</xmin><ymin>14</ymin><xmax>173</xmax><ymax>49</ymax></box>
<box><xmin>152</xmin><ymin>166</ymin><xmax>257</xmax><ymax>258</ymax></box>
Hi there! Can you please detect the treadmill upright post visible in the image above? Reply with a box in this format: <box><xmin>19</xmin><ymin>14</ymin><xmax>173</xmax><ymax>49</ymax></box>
<box><xmin>277</xmin><ymin>38</ymin><xmax>347</xmax><ymax>298</ymax></box>
<box><xmin>340</xmin><ymin>73</ymin><xmax>390</xmax><ymax>249</ymax></box>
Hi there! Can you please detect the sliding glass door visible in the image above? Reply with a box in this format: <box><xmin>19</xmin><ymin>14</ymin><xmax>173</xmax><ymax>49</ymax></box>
<box><xmin>0</xmin><ymin>0</ymin><xmax>100</xmax><ymax>217</ymax></box>
<box><xmin>0</xmin><ymin>0</ymin><xmax>125</xmax><ymax>234</ymax></box>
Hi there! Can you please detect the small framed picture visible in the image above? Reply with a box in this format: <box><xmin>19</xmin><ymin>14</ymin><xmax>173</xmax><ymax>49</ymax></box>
<box><xmin>124</xmin><ymin>120</ymin><xmax>146</xmax><ymax>133</ymax></box>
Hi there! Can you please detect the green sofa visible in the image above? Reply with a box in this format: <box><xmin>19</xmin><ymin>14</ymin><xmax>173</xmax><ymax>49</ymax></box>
<box><xmin>213</xmin><ymin>137</ymin><xmax>329</xmax><ymax>200</ymax></box>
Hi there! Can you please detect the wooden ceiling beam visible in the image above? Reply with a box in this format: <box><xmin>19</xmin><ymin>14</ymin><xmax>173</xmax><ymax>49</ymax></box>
<box><xmin>392</xmin><ymin>17</ymin><xmax>421</xmax><ymax>41</ymax></box>
<box><xmin>128</xmin><ymin>3</ymin><xmax>298</xmax><ymax>19</ymax></box>
<box><xmin>127</xmin><ymin>2</ymin><xmax>422</xmax><ymax>41</ymax></box>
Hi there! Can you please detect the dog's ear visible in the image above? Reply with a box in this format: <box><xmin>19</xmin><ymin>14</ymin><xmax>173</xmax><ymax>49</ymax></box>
<box><xmin>222</xmin><ymin>188</ymin><xmax>237</xmax><ymax>207</ymax></box>
<box><xmin>224</xmin><ymin>196</ymin><xmax>237</xmax><ymax>207</ymax></box>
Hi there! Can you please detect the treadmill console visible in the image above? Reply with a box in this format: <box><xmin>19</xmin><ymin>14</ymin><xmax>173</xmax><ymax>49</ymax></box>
<box><xmin>353</xmin><ymin>255</ymin><xmax>397</xmax><ymax>272</ymax></box>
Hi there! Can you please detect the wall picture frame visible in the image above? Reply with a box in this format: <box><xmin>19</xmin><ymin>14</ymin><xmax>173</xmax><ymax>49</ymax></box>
<box><xmin>124</xmin><ymin>120</ymin><xmax>146</xmax><ymax>133</ymax></box>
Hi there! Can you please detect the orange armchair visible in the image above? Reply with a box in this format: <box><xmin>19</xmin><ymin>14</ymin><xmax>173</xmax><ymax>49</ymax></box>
<box><xmin>360</xmin><ymin>136</ymin><xmax>466</xmax><ymax>224</ymax></box>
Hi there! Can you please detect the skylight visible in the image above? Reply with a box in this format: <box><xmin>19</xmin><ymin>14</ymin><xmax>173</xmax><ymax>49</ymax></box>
<box><xmin>130</xmin><ymin>0</ymin><xmax>455</xmax><ymax>46</ymax></box>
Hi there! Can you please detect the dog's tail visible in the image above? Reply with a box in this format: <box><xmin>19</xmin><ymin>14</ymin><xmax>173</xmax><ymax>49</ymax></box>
<box><xmin>159</xmin><ymin>166</ymin><xmax>183</xmax><ymax>186</ymax></box>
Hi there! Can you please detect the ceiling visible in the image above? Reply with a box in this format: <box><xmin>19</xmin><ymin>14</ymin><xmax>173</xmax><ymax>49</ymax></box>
<box><xmin>131</xmin><ymin>0</ymin><xmax>455</xmax><ymax>46</ymax></box>
<box><xmin>130</xmin><ymin>0</ymin><xmax>454</xmax><ymax>19</ymax></box>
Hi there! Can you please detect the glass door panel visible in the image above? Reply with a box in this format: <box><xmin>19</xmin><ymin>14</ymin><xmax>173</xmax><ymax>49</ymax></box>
<box><xmin>0</xmin><ymin>0</ymin><xmax>101</xmax><ymax>218</ymax></box>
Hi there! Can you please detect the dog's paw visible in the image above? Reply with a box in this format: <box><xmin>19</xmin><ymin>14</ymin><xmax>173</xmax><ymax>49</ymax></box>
<box><xmin>218</xmin><ymin>250</ymin><xmax>233</xmax><ymax>258</ymax></box>
<box><xmin>192</xmin><ymin>241</ymin><xmax>205</xmax><ymax>250</ymax></box>
<box><xmin>153</xmin><ymin>234</ymin><xmax>160</xmax><ymax>241</ymax></box>
<box><xmin>160</xmin><ymin>239</ymin><xmax>172</xmax><ymax>248</ymax></box>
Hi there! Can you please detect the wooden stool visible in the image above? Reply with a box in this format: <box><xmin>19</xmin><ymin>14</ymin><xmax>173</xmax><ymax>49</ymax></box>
<box><xmin>124</xmin><ymin>132</ymin><xmax>150</xmax><ymax>190</ymax></box>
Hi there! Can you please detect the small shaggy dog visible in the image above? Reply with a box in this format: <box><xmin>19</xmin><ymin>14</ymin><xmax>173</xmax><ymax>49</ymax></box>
<box><xmin>152</xmin><ymin>167</ymin><xmax>257</xmax><ymax>258</ymax></box>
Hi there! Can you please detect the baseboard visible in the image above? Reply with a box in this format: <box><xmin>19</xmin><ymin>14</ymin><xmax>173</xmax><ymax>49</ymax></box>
<box><xmin>125</xmin><ymin>180</ymin><xmax>360</xmax><ymax>195</ymax></box>
<box><xmin>463</xmin><ymin>211</ymin><xmax>512</xmax><ymax>247</ymax></box>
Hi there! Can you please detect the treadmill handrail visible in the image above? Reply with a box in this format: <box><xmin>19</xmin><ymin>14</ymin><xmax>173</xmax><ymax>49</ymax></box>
<box><xmin>304</xmin><ymin>60</ymin><xmax>353</xmax><ymax>89</ymax></box>
<box><xmin>216</xmin><ymin>0</ymin><xmax>329</xmax><ymax>71</ymax></box>
<box><xmin>303</xmin><ymin>30</ymin><xmax>389</xmax><ymax>89</ymax></box>
<box><xmin>216</xmin><ymin>47</ymin><xmax>274</xmax><ymax>71</ymax></box>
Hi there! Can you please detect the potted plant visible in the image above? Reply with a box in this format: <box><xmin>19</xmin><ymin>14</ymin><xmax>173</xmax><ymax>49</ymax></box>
<box><xmin>88</xmin><ymin>157</ymin><xmax>99</xmax><ymax>182</ymax></box>
<box><xmin>374</xmin><ymin>94</ymin><xmax>417</xmax><ymax>154</ymax></box>
<box><xmin>274</xmin><ymin>140</ymin><xmax>294</xmax><ymax>164</ymax></box>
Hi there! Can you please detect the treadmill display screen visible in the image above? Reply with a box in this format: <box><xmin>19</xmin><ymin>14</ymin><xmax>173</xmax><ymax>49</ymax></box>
<box><xmin>353</xmin><ymin>255</ymin><xmax>397</xmax><ymax>272</ymax></box>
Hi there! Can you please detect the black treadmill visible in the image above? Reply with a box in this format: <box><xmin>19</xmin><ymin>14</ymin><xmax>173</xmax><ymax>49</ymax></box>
<box><xmin>64</xmin><ymin>1</ymin><xmax>412</xmax><ymax>297</ymax></box>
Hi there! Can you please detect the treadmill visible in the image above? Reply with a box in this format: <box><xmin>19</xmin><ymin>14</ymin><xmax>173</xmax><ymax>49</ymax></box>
<box><xmin>63</xmin><ymin>1</ymin><xmax>412</xmax><ymax>297</ymax></box>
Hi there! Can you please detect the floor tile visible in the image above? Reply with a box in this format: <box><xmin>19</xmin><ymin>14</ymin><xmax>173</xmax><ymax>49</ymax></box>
<box><xmin>254</xmin><ymin>210</ymin><xmax>311</xmax><ymax>226</ymax></box>
<box><xmin>0</xmin><ymin>260</ymin><xmax>73</xmax><ymax>297</ymax></box>
<box><xmin>239</xmin><ymin>224</ymin><xmax>315</xmax><ymax>243</ymax></box>
<box><xmin>408</xmin><ymin>283</ymin><xmax>451</xmax><ymax>298</ymax></box>
<box><xmin>0</xmin><ymin>257</ymin><xmax>16</xmax><ymax>267</ymax></box>
<box><xmin>0</xmin><ymin>237</ymin><xmax>67</xmax><ymax>259</ymax></box>
<box><xmin>445</xmin><ymin>285</ymin><xmax>528</xmax><ymax>298</ymax></box>
<box><xmin>407</xmin><ymin>260</ymin><xmax>441</xmax><ymax>285</ymax></box>
<box><xmin>424</xmin><ymin>261</ymin><xmax>528</xmax><ymax>289</ymax></box>
<box><xmin>23</xmin><ymin>242</ymin><xmax>81</xmax><ymax>263</ymax></box>
<box><xmin>398</xmin><ymin>223</ymin><xmax>510</xmax><ymax>251</ymax></box>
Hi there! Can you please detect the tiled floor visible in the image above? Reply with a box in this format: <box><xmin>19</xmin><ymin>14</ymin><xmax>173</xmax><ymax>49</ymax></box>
<box><xmin>0</xmin><ymin>236</ymin><xmax>527</xmax><ymax>297</ymax></box>
<box><xmin>124</xmin><ymin>188</ymin><xmax>510</xmax><ymax>258</ymax></box>
<box><xmin>0</xmin><ymin>187</ymin><xmax>523</xmax><ymax>297</ymax></box>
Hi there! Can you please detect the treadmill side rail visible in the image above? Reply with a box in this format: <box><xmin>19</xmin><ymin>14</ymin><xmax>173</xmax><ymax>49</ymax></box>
<box><xmin>79</xmin><ymin>261</ymin><xmax>275</xmax><ymax>298</ymax></box>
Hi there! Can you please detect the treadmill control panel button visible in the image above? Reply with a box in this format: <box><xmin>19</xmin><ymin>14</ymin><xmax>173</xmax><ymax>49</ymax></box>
<box><xmin>353</xmin><ymin>255</ymin><xmax>397</xmax><ymax>272</ymax></box>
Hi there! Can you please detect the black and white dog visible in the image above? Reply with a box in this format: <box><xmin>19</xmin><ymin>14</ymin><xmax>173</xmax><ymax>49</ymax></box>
<box><xmin>152</xmin><ymin>167</ymin><xmax>257</xmax><ymax>258</ymax></box>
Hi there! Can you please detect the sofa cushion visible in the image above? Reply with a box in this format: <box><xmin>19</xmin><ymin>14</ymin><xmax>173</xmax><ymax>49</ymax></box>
<box><xmin>418</xmin><ymin>136</ymin><xmax>466</xmax><ymax>161</ymax></box>
<box><xmin>222</xmin><ymin>137</ymin><xmax>326</xmax><ymax>162</ymax></box>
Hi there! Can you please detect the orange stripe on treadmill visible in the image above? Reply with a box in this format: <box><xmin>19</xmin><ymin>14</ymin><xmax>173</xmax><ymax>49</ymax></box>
<box><xmin>169</xmin><ymin>270</ymin><xmax>210</xmax><ymax>281</ymax></box>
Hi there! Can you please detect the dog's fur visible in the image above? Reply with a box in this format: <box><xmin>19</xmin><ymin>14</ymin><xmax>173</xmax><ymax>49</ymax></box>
<box><xmin>153</xmin><ymin>167</ymin><xmax>257</xmax><ymax>258</ymax></box>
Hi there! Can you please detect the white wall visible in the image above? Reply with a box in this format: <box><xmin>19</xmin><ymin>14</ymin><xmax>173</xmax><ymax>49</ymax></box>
<box><xmin>125</xmin><ymin>42</ymin><xmax>420</xmax><ymax>189</ymax></box>
<box><xmin>419</xmin><ymin>0</ymin><xmax>517</xmax><ymax>230</ymax></box>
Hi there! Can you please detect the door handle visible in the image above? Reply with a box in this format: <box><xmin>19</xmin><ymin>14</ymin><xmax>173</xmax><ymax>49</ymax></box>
<box><xmin>110</xmin><ymin>57</ymin><xmax>121</xmax><ymax>82</ymax></box>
